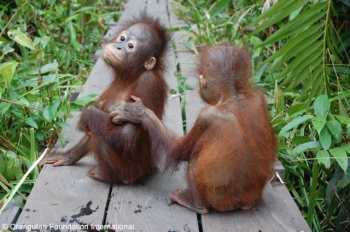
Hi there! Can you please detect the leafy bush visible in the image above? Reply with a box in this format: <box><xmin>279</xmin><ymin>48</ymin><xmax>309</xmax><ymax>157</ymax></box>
<box><xmin>0</xmin><ymin>0</ymin><xmax>124</xmax><ymax>212</ymax></box>
<box><xmin>173</xmin><ymin>0</ymin><xmax>350</xmax><ymax>230</ymax></box>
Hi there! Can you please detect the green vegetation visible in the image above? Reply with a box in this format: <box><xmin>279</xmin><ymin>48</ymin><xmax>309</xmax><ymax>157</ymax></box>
<box><xmin>0</xmin><ymin>0</ymin><xmax>124</xmax><ymax>213</ymax></box>
<box><xmin>172</xmin><ymin>0</ymin><xmax>350</xmax><ymax>231</ymax></box>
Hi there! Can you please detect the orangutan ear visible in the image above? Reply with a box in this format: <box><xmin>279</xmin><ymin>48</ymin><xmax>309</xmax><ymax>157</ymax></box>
<box><xmin>144</xmin><ymin>57</ymin><xmax>156</xmax><ymax>70</ymax></box>
<box><xmin>199</xmin><ymin>75</ymin><xmax>207</xmax><ymax>89</ymax></box>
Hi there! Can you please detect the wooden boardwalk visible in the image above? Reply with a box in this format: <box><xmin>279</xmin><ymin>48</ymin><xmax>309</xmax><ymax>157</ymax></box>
<box><xmin>1</xmin><ymin>0</ymin><xmax>311</xmax><ymax>231</ymax></box>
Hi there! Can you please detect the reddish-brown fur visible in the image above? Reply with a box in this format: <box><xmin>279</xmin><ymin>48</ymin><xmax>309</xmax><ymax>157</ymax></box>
<box><xmin>111</xmin><ymin>45</ymin><xmax>276</xmax><ymax>213</ymax></box>
<box><xmin>40</xmin><ymin>14</ymin><xmax>171</xmax><ymax>184</ymax></box>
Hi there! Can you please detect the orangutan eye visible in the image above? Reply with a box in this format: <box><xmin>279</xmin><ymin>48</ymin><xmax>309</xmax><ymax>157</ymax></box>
<box><xmin>120</xmin><ymin>36</ymin><xmax>125</xmax><ymax>41</ymax></box>
<box><xmin>127</xmin><ymin>43</ymin><xmax>134</xmax><ymax>49</ymax></box>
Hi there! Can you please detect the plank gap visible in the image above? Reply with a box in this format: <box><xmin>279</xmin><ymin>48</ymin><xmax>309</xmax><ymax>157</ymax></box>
<box><xmin>102</xmin><ymin>184</ymin><xmax>113</xmax><ymax>226</ymax></box>
<box><xmin>197</xmin><ymin>213</ymin><xmax>203</xmax><ymax>232</ymax></box>
<box><xmin>172</xmin><ymin>39</ymin><xmax>187</xmax><ymax>135</ymax></box>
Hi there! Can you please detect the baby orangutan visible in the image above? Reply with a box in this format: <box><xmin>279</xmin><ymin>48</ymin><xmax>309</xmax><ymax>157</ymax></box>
<box><xmin>110</xmin><ymin>45</ymin><xmax>276</xmax><ymax>214</ymax></box>
<box><xmin>40</xmin><ymin>14</ymin><xmax>171</xmax><ymax>184</ymax></box>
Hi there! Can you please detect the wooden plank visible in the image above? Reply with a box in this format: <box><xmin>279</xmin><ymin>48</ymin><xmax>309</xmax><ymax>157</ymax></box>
<box><xmin>164</xmin><ymin>96</ymin><xmax>184</xmax><ymax>137</ymax></box>
<box><xmin>173</xmin><ymin>31</ymin><xmax>190</xmax><ymax>52</ymax></box>
<box><xmin>165</xmin><ymin>47</ymin><xmax>178</xmax><ymax>90</ymax></box>
<box><xmin>103</xmin><ymin>22</ymin><xmax>119</xmax><ymax>43</ymax></box>
<box><xmin>16</xmin><ymin>58</ymin><xmax>113</xmax><ymax>227</ymax></box>
<box><xmin>119</xmin><ymin>0</ymin><xmax>146</xmax><ymax>21</ymax></box>
<box><xmin>106</xmin><ymin>96</ymin><xmax>199</xmax><ymax>232</ymax></box>
<box><xmin>177</xmin><ymin>52</ymin><xmax>198</xmax><ymax>87</ymax></box>
<box><xmin>80</xmin><ymin>57</ymin><xmax>114</xmax><ymax>96</ymax></box>
<box><xmin>0</xmin><ymin>196</ymin><xmax>22</xmax><ymax>225</ymax></box>
<box><xmin>146</xmin><ymin>0</ymin><xmax>169</xmax><ymax>28</ymax></box>
<box><xmin>104</xmin><ymin>2</ymin><xmax>199</xmax><ymax>231</ymax></box>
<box><xmin>168</xmin><ymin>0</ymin><xmax>186</xmax><ymax>27</ymax></box>
<box><xmin>16</xmin><ymin>114</ymin><xmax>110</xmax><ymax>227</ymax></box>
<box><xmin>184</xmin><ymin>90</ymin><xmax>206</xmax><ymax>131</ymax></box>
<box><xmin>201</xmin><ymin>183</ymin><xmax>311</xmax><ymax>232</ymax></box>
<box><xmin>106</xmin><ymin>165</ymin><xmax>198</xmax><ymax>232</ymax></box>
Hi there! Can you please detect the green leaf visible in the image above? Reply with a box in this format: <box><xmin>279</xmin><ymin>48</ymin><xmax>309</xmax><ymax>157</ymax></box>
<box><xmin>73</xmin><ymin>94</ymin><xmax>98</xmax><ymax>107</ymax></box>
<box><xmin>287</xmin><ymin>103</ymin><xmax>308</xmax><ymax>118</ymax></box>
<box><xmin>272</xmin><ymin>119</ymin><xmax>287</xmax><ymax>127</ymax></box>
<box><xmin>290</xmin><ymin>6</ymin><xmax>303</xmax><ymax>20</ymax></box>
<box><xmin>34</xmin><ymin>49</ymin><xmax>44</xmax><ymax>59</ymax></box>
<box><xmin>7</xmin><ymin>29</ymin><xmax>35</xmax><ymax>50</ymax></box>
<box><xmin>42</xmin><ymin>74</ymin><xmax>58</xmax><ymax>84</ymax></box>
<box><xmin>317</xmin><ymin>156</ymin><xmax>332</xmax><ymax>174</ymax></box>
<box><xmin>51</xmin><ymin>100</ymin><xmax>61</xmax><ymax>116</ymax></box>
<box><xmin>327</xmin><ymin>120</ymin><xmax>343</xmax><ymax>143</ymax></box>
<box><xmin>342</xmin><ymin>143</ymin><xmax>350</xmax><ymax>153</ymax></box>
<box><xmin>301</xmin><ymin>66</ymin><xmax>323</xmax><ymax>97</ymax></box>
<box><xmin>275</xmin><ymin>85</ymin><xmax>285</xmax><ymax>115</ymax></box>
<box><xmin>259</xmin><ymin>2</ymin><xmax>327</xmax><ymax>47</ymax></box>
<box><xmin>312</xmin><ymin>116</ymin><xmax>327</xmax><ymax>134</ymax></box>
<box><xmin>285</xmin><ymin>51</ymin><xmax>323</xmax><ymax>91</ymax></box>
<box><xmin>0</xmin><ymin>61</ymin><xmax>18</xmax><ymax>85</ymax></box>
<box><xmin>25</xmin><ymin>118</ymin><xmax>38</xmax><ymax>129</ymax></box>
<box><xmin>281</xmin><ymin>30</ymin><xmax>323</xmax><ymax>66</ymax></box>
<box><xmin>54</xmin><ymin>121</ymin><xmax>71</xmax><ymax>128</ymax></box>
<box><xmin>248</xmin><ymin>0</ymin><xmax>295</xmax><ymax>28</ymax></box>
<box><xmin>277</xmin><ymin>43</ymin><xmax>322</xmax><ymax>83</ymax></box>
<box><xmin>291</xmin><ymin>141</ymin><xmax>322</xmax><ymax>155</ymax></box>
<box><xmin>335</xmin><ymin>115</ymin><xmax>350</xmax><ymax>125</ymax></box>
<box><xmin>278</xmin><ymin>115</ymin><xmax>313</xmax><ymax>137</ymax></box>
<box><xmin>250</xmin><ymin>36</ymin><xmax>262</xmax><ymax>47</ymax></box>
<box><xmin>75</xmin><ymin>6</ymin><xmax>97</xmax><ymax>13</ymax></box>
<box><xmin>209</xmin><ymin>0</ymin><xmax>230</xmax><ymax>18</ymax></box>
<box><xmin>54</xmin><ymin>125</ymin><xmax>66</xmax><ymax>147</ymax></box>
<box><xmin>17</xmin><ymin>67</ymin><xmax>39</xmax><ymax>75</ymax></box>
<box><xmin>41</xmin><ymin>62</ymin><xmax>58</xmax><ymax>74</ymax></box>
<box><xmin>250</xmin><ymin>0</ymin><xmax>309</xmax><ymax>36</ymax></box>
<box><xmin>319</xmin><ymin>127</ymin><xmax>332</xmax><ymax>150</ymax></box>
<box><xmin>3</xmin><ymin>150</ymin><xmax>17</xmax><ymax>181</ymax></box>
<box><xmin>2</xmin><ymin>44</ymin><xmax>14</xmax><ymax>56</ymax></box>
<box><xmin>0</xmin><ymin>102</ymin><xmax>11</xmax><ymax>114</ymax></box>
<box><xmin>68</xmin><ymin>23</ymin><xmax>76</xmax><ymax>41</ymax></box>
<box><xmin>308</xmin><ymin>72</ymin><xmax>323</xmax><ymax>104</ymax></box>
<box><xmin>34</xmin><ymin>36</ymin><xmax>50</xmax><ymax>48</ymax></box>
<box><xmin>43</xmin><ymin>105</ymin><xmax>53</xmax><ymax>122</ymax></box>
<box><xmin>254</xmin><ymin>63</ymin><xmax>268</xmax><ymax>82</ymax></box>
<box><xmin>14</xmin><ymin>98</ymin><xmax>30</xmax><ymax>106</ymax></box>
<box><xmin>329</xmin><ymin>147</ymin><xmax>348</xmax><ymax>172</ymax></box>
<box><xmin>261</xmin><ymin>23</ymin><xmax>323</xmax><ymax>67</ymax></box>
<box><xmin>314</xmin><ymin>95</ymin><xmax>330</xmax><ymax>117</ymax></box>
<box><xmin>64</xmin><ymin>14</ymin><xmax>80</xmax><ymax>24</ymax></box>
<box><xmin>291</xmin><ymin>136</ymin><xmax>311</xmax><ymax>145</ymax></box>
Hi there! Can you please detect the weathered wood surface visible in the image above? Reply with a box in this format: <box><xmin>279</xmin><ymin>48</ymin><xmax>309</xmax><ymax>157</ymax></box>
<box><xmin>10</xmin><ymin>0</ymin><xmax>311</xmax><ymax>231</ymax></box>
<box><xmin>15</xmin><ymin>111</ymin><xmax>111</xmax><ymax>227</ymax></box>
<box><xmin>106</xmin><ymin>1</ymin><xmax>198</xmax><ymax>232</ymax></box>
<box><xmin>201</xmin><ymin>184</ymin><xmax>310</xmax><ymax>232</ymax></box>
<box><xmin>0</xmin><ymin>196</ymin><xmax>22</xmax><ymax>225</ymax></box>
